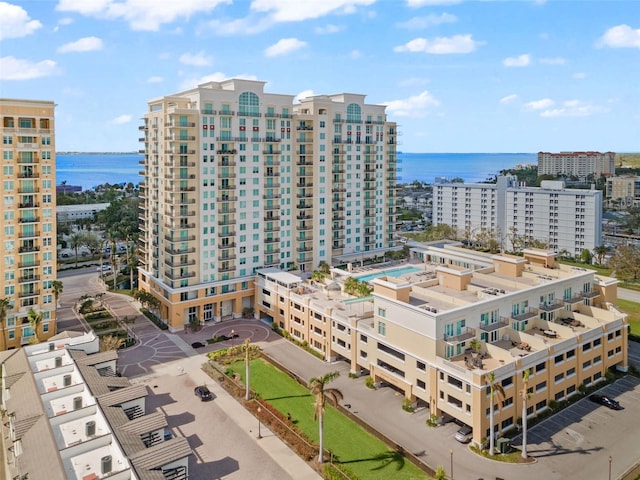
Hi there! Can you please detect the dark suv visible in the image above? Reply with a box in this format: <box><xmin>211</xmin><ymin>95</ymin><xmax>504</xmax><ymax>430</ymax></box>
<box><xmin>194</xmin><ymin>385</ymin><xmax>213</xmax><ymax>401</ymax></box>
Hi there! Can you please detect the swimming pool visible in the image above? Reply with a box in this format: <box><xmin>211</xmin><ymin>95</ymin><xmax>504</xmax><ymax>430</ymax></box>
<box><xmin>355</xmin><ymin>266</ymin><xmax>421</xmax><ymax>283</ymax></box>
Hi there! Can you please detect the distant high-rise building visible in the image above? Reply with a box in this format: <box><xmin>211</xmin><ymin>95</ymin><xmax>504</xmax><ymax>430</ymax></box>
<box><xmin>0</xmin><ymin>98</ymin><xmax>58</xmax><ymax>348</ymax></box>
<box><xmin>433</xmin><ymin>175</ymin><xmax>602</xmax><ymax>256</ymax></box>
<box><xmin>138</xmin><ymin>79</ymin><xmax>398</xmax><ymax>330</ymax></box>
<box><xmin>605</xmin><ymin>175</ymin><xmax>640</xmax><ymax>209</ymax></box>
<box><xmin>537</xmin><ymin>151</ymin><xmax>615</xmax><ymax>178</ymax></box>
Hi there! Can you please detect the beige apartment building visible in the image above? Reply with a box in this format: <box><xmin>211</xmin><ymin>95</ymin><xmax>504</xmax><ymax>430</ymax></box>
<box><xmin>138</xmin><ymin>79</ymin><xmax>398</xmax><ymax>330</ymax></box>
<box><xmin>0</xmin><ymin>99</ymin><xmax>58</xmax><ymax>348</ymax></box>
<box><xmin>537</xmin><ymin>151</ymin><xmax>616</xmax><ymax>179</ymax></box>
<box><xmin>606</xmin><ymin>175</ymin><xmax>640</xmax><ymax>208</ymax></box>
<box><xmin>255</xmin><ymin>244</ymin><xmax>628</xmax><ymax>446</ymax></box>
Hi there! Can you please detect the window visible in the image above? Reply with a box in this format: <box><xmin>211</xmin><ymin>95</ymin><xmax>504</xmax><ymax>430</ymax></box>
<box><xmin>378</xmin><ymin>321</ymin><xmax>386</xmax><ymax>336</ymax></box>
<box><xmin>417</xmin><ymin>360</ymin><xmax>426</xmax><ymax>371</ymax></box>
<box><xmin>535</xmin><ymin>362</ymin><xmax>546</xmax><ymax>373</ymax></box>
<box><xmin>536</xmin><ymin>381</ymin><xmax>547</xmax><ymax>392</ymax></box>
<box><xmin>378</xmin><ymin>307</ymin><xmax>386</xmax><ymax>318</ymax></box>
<box><xmin>417</xmin><ymin>379</ymin><xmax>426</xmax><ymax>389</ymax></box>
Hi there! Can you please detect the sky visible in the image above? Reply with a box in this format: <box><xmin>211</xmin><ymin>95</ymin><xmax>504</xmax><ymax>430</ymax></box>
<box><xmin>1</xmin><ymin>0</ymin><xmax>639</xmax><ymax>153</ymax></box>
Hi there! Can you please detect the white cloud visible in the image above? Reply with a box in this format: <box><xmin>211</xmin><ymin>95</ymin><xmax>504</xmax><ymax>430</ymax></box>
<box><xmin>251</xmin><ymin>0</ymin><xmax>375</xmax><ymax>22</ymax></box>
<box><xmin>572</xmin><ymin>72</ymin><xmax>587</xmax><ymax>80</ymax></box>
<box><xmin>407</xmin><ymin>0</ymin><xmax>461</xmax><ymax>6</ymax></box>
<box><xmin>264</xmin><ymin>38</ymin><xmax>307</xmax><ymax>57</ymax></box>
<box><xmin>179</xmin><ymin>51</ymin><xmax>212</xmax><ymax>67</ymax></box>
<box><xmin>398</xmin><ymin>77</ymin><xmax>429</xmax><ymax>87</ymax></box>
<box><xmin>315</xmin><ymin>24</ymin><xmax>343</xmax><ymax>34</ymax></box>
<box><xmin>56</xmin><ymin>0</ymin><xmax>230</xmax><ymax>31</ymax></box>
<box><xmin>539</xmin><ymin>56</ymin><xmax>565</xmax><ymax>65</ymax></box>
<box><xmin>0</xmin><ymin>2</ymin><xmax>42</xmax><ymax>40</ymax></box>
<box><xmin>396</xmin><ymin>13</ymin><xmax>457</xmax><ymax>30</ymax></box>
<box><xmin>202</xmin><ymin>16</ymin><xmax>272</xmax><ymax>35</ymax></box>
<box><xmin>111</xmin><ymin>114</ymin><xmax>132</xmax><ymax>125</ymax></box>
<box><xmin>295</xmin><ymin>89</ymin><xmax>316</xmax><ymax>103</ymax></box>
<box><xmin>499</xmin><ymin>94</ymin><xmax>518</xmax><ymax>105</ymax></box>
<box><xmin>384</xmin><ymin>90</ymin><xmax>440</xmax><ymax>117</ymax></box>
<box><xmin>394</xmin><ymin>34</ymin><xmax>482</xmax><ymax>54</ymax></box>
<box><xmin>178</xmin><ymin>72</ymin><xmax>258</xmax><ymax>90</ymax></box>
<box><xmin>539</xmin><ymin>100</ymin><xmax>607</xmax><ymax>118</ymax></box>
<box><xmin>58</xmin><ymin>36</ymin><xmax>103</xmax><ymax>53</ymax></box>
<box><xmin>503</xmin><ymin>54</ymin><xmax>531</xmax><ymax>67</ymax></box>
<box><xmin>0</xmin><ymin>56</ymin><xmax>57</xmax><ymax>80</ymax></box>
<box><xmin>598</xmin><ymin>24</ymin><xmax>640</xmax><ymax>49</ymax></box>
<box><xmin>350</xmin><ymin>49</ymin><xmax>362</xmax><ymax>59</ymax></box>
<box><xmin>59</xmin><ymin>17</ymin><xmax>74</xmax><ymax>25</ymax></box>
<box><xmin>524</xmin><ymin>98</ymin><xmax>555</xmax><ymax>110</ymax></box>
<box><xmin>147</xmin><ymin>76</ymin><xmax>164</xmax><ymax>83</ymax></box>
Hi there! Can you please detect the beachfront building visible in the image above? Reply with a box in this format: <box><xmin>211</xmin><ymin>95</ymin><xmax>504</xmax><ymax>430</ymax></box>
<box><xmin>605</xmin><ymin>175</ymin><xmax>640</xmax><ymax>209</ymax></box>
<box><xmin>0</xmin><ymin>98</ymin><xmax>58</xmax><ymax>349</ymax></box>
<box><xmin>137</xmin><ymin>79</ymin><xmax>398</xmax><ymax>330</ymax></box>
<box><xmin>0</xmin><ymin>330</ymin><xmax>191</xmax><ymax>480</ymax></box>
<box><xmin>433</xmin><ymin>175</ymin><xmax>602</xmax><ymax>257</ymax></box>
<box><xmin>255</xmin><ymin>243</ymin><xmax>628</xmax><ymax>446</ymax></box>
<box><xmin>537</xmin><ymin>151</ymin><xmax>616</xmax><ymax>179</ymax></box>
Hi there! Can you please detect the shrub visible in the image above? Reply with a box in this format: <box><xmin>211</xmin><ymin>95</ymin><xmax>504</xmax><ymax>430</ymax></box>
<box><xmin>365</xmin><ymin>376</ymin><xmax>375</xmax><ymax>389</ymax></box>
<box><xmin>141</xmin><ymin>308</ymin><xmax>169</xmax><ymax>330</ymax></box>
<box><xmin>435</xmin><ymin>465</ymin><xmax>446</xmax><ymax>480</ymax></box>
<box><xmin>402</xmin><ymin>397</ymin><xmax>415</xmax><ymax>413</ymax></box>
<box><xmin>426</xmin><ymin>413</ymin><xmax>440</xmax><ymax>428</ymax></box>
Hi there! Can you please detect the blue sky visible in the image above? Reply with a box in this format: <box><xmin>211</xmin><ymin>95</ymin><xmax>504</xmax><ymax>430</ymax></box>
<box><xmin>1</xmin><ymin>0</ymin><xmax>639</xmax><ymax>153</ymax></box>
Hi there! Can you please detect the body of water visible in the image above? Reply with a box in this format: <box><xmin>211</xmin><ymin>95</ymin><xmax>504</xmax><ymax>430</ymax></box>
<box><xmin>56</xmin><ymin>152</ymin><xmax>537</xmax><ymax>190</ymax></box>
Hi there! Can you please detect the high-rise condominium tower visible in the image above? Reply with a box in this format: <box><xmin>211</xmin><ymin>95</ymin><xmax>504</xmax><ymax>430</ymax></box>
<box><xmin>0</xmin><ymin>98</ymin><xmax>58</xmax><ymax>348</ymax></box>
<box><xmin>138</xmin><ymin>79</ymin><xmax>398</xmax><ymax>330</ymax></box>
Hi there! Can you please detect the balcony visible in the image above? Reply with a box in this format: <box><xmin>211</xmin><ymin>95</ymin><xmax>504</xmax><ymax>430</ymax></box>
<box><xmin>218</xmin><ymin>231</ymin><xmax>236</xmax><ymax>238</ymax></box>
<box><xmin>19</xmin><ymin>290</ymin><xmax>40</xmax><ymax>299</ymax></box>
<box><xmin>265</xmin><ymin>237</ymin><xmax>280</xmax><ymax>244</ymax></box>
<box><xmin>219</xmin><ymin>207</ymin><xmax>237</xmax><ymax>215</ymax></box>
<box><xmin>18</xmin><ymin>231</ymin><xmax>40</xmax><ymax>239</ymax></box>
<box><xmin>264</xmin><ymin>171</ymin><xmax>280</xmax><ymax>177</ymax></box>
<box><xmin>296</xmin><ymin>192</ymin><xmax>313</xmax><ymax>199</ymax></box>
<box><xmin>178</xmin><ymin>186</ymin><xmax>196</xmax><ymax>192</ymax></box>
<box><xmin>538</xmin><ymin>301</ymin><xmax>563</xmax><ymax>312</ymax></box>
<box><xmin>219</xmin><ymin>184</ymin><xmax>236</xmax><ymax>191</ymax></box>
<box><xmin>444</xmin><ymin>327</ymin><xmax>476</xmax><ymax>344</ymax></box>
<box><xmin>219</xmin><ymin>242</ymin><xmax>236</xmax><ymax>249</ymax></box>
<box><xmin>511</xmin><ymin>308</ymin><xmax>539</xmax><ymax>321</ymax></box>
<box><xmin>264</xmin><ymin>215</ymin><xmax>280</xmax><ymax>222</ymax></box>
<box><xmin>165</xmin><ymin>247</ymin><xmax>196</xmax><ymax>255</ymax></box>
<box><xmin>264</xmin><ymin>182</ymin><xmax>281</xmax><ymax>189</ymax></box>
<box><xmin>216</xmin><ymin>149</ymin><xmax>237</xmax><ymax>154</ymax></box>
<box><xmin>296</xmin><ymin>159</ymin><xmax>313</xmax><ymax>166</ymax></box>
<box><xmin>164</xmin><ymin>235</ymin><xmax>196</xmax><ymax>242</ymax></box>
<box><xmin>164</xmin><ymin>270</ymin><xmax>196</xmax><ymax>280</ymax></box>
<box><xmin>18</xmin><ymin>275</ymin><xmax>39</xmax><ymax>283</ymax></box>
<box><xmin>164</xmin><ymin>257</ymin><xmax>196</xmax><ymax>268</ymax></box>
<box><xmin>297</xmin><ymin>202</ymin><xmax>312</xmax><ymax>209</ymax></box>
<box><xmin>563</xmin><ymin>294</ymin><xmax>585</xmax><ymax>305</ymax></box>
<box><xmin>18</xmin><ymin>261</ymin><xmax>40</xmax><ymax>269</ymax></box>
<box><xmin>332</xmin><ymin>187</ymin><xmax>346</xmax><ymax>193</ymax></box>
<box><xmin>19</xmin><ymin>245</ymin><xmax>39</xmax><ymax>253</ymax></box>
<box><xmin>263</xmin><ymin>194</ymin><xmax>281</xmax><ymax>200</ymax></box>
<box><xmin>18</xmin><ymin>188</ymin><xmax>39</xmax><ymax>194</ymax></box>
<box><xmin>264</xmin><ymin>224</ymin><xmax>279</xmax><ymax>233</ymax></box>
<box><xmin>296</xmin><ymin>246</ymin><xmax>312</xmax><ymax>253</ymax></box>
<box><xmin>168</xmin><ymin>122</ymin><xmax>196</xmax><ymax>128</ymax></box>
<box><xmin>216</xmin><ymin>196</ymin><xmax>237</xmax><ymax>202</ymax></box>
<box><xmin>479</xmin><ymin>317</ymin><xmax>510</xmax><ymax>332</ymax></box>
<box><xmin>263</xmin><ymin>149</ymin><xmax>282</xmax><ymax>155</ymax></box>
<box><xmin>218</xmin><ymin>219</ymin><xmax>234</xmax><ymax>226</ymax></box>
<box><xmin>18</xmin><ymin>217</ymin><xmax>39</xmax><ymax>224</ymax></box>
<box><xmin>219</xmin><ymin>264</ymin><xmax>235</xmax><ymax>273</ymax></box>
<box><xmin>218</xmin><ymin>254</ymin><xmax>237</xmax><ymax>261</ymax></box>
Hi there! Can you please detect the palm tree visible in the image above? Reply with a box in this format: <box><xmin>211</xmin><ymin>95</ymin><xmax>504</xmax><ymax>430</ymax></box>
<box><xmin>244</xmin><ymin>339</ymin><xmax>251</xmax><ymax>401</ymax></box>
<box><xmin>487</xmin><ymin>371</ymin><xmax>505</xmax><ymax>456</ymax></box>
<box><xmin>310</xmin><ymin>371</ymin><xmax>343</xmax><ymax>463</ymax></box>
<box><xmin>593</xmin><ymin>245</ymin><xmax>609</xmax><ymax>265</ymax></box>
<box><xmin>0</xmin><ymin>298</ymin><xmax>12</xmax><ymax>350</ymax></box>
<box><xmin>99</xmin><ymin>334</ymin><xmax>124</xmax><ymax>352</ymax></box>
<box><xmin>52</xmin><ymin>281</ymin><xmax>63</xmax><ymax>333</ymax></box>
<box><xmin>520</xmin><ymin>369</ymin><xmax>531</xmax><ymax>459</ymax></box>
<box><xmin>68</xmin><ymin>232</ymin><xmax>86</xmax><ymax>268</ymax></box>
<box><xmin>27</xmin><ymin>308</ymin><xmax>43</xmax><ymax>343</ymax></box>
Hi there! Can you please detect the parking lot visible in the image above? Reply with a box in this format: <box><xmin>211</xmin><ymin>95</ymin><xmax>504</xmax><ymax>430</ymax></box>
<box><xmin>511</xmin><ymin>375</ymin><xmax>640</xmax><ymax>480</ymax></box>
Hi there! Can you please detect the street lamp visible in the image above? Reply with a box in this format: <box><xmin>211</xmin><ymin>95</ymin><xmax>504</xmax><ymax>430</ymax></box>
<box><xmin>450</xmin><ymin>449</ymin><xmax>454</xmax><ymax>480</ymax></box>
<box><xmin>609</xmin><ymin>455</ymin><xmax>612</xmax><ymax>480</ymax></box>
<box><xmin>231</xmin><ymin>329</ymin><xmax>235</xmax><ymax>348</ymax></box>
<box><xmin>257</xmin><ymin>407</ymin><xmax>263</xmax><ymax>439</ymax></box>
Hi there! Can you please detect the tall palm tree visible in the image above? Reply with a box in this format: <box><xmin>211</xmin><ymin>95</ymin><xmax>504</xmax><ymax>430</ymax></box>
<box><xmin>0</xmin><ymin>298</ymin><xmax>12</xmax><ymax>350</ymax></box>
<box><xmin>27</xmin><ymin>308</ymin><xmax>43</xmax><ymax>343</ymax></box>
<box><xmin>68</xmin><ymin>232</ymin><xmax>86</xmax><ymax>268</ymax></box>
<box><xmin>487</xmin><ymin>371</ymin><xmax>505</xmax><ymax>456</ymax></box>
<box><xmin>520</xmin><ymin>369</ymin><xmax>531</xmax><ymax>459</ymax></box>
<box><xmin>52</xmin><ymin>280</ymin><xmax>63</xmax><ymax>334</ymax></box>
<box><xmin>310</xmin><ymin>371</ymin><xmax>343</xmax><ymax>463</ymax></box>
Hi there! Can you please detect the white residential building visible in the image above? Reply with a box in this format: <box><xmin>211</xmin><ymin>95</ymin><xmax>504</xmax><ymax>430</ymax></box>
<box><xmin>433</xmin><ymin>176</ymin><xmax>602</xmax><ymax>256</ymax></box>
<box><xmin>137</xmin><ymin>79</ymin><xmax>398</xmax><ymax>330</ymax></box>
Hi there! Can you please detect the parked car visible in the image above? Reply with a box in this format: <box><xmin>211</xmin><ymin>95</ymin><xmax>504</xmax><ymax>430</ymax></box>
<box><xmin>454</xmin><ymin>425</ymin><xmax>473</xmax><ymax>443</ymax></box>
<box><xmin>589</xmin><ymin>394</ymin><xmax>622</xmax><ymax>410</ymax></box>
<box><xmin>194</xmin><ymin>385</ymin><xmax>213</xmax><ymax>401</ymax></box>
<box><xmin>191</xmin><ymin>341</ymin><xmax>205</xmax><ymax>349</ymax></box>
<box><xmin>97</xmin><ymin>264</ymin><xmax>112</xmax><ymax>272</ymax></box>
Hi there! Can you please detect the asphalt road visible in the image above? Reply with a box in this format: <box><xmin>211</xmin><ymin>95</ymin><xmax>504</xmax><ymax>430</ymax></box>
<box><xmin>617</xmin><ymin>287</ymin><xmax>640</xmax><ymax>303</ymax></box>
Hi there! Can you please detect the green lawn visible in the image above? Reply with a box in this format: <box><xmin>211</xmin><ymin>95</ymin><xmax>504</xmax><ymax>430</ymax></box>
<box><xmin>230</xmin><ymin>359</ymin><xmax>429</xmax><ymax>480</ymax></box>
<box><xmin>617</xmin><ymin>299</ymin><xmax>640</xmax><ymax>335</ymax></box>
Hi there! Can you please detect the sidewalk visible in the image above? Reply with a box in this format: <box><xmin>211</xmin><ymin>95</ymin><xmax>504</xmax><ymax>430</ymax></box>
<box><xmin>139</xmin><ymin>355</ymin><xmax>322</xmax><ymax>480</ymax></box>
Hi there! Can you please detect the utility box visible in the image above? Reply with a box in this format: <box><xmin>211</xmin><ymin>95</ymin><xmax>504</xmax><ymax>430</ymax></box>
<box><xmin>497</xmin><ymin>437</ymin><xmax>511</xmax><ymax>453</ymax></box>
